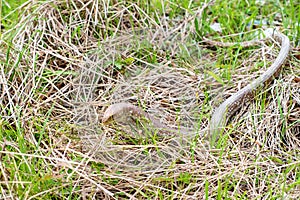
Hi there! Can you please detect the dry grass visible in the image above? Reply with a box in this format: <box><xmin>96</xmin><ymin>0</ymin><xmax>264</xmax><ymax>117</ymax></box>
<box><xmin>0</xmin><ymin>0</ymin><xmax>299</xmax><ymax>199</ymax></box>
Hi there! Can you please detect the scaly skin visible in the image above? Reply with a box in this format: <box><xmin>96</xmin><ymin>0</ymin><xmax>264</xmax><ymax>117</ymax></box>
<box><xmin>209</xmin><ymin>28</ymin><xmax>290</xmax><ymax>146</ymax></box>
<box><xmin>102</xmin><ymin>29</ymin><xmax>290</xmax><ymax>146</ymax></box>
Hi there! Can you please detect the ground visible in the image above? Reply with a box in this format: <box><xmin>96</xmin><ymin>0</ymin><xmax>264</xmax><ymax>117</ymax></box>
<box><xmin>0</xmin><ymin>0</ymin><xmax>299</xmax><ymax>199</ymax></box>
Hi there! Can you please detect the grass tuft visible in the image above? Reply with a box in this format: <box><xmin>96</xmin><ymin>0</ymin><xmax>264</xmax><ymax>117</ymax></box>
<box><xmin>0</xmin><ymin>0</ymin><xmax>299</xmax><ymax>198</ymax></box>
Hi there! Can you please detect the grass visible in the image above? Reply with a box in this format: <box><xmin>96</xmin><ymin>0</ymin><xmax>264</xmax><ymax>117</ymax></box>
<box><xmin>0</xmin><ymin>0</ymin><xmax>300</xmax><ymax>199</ymax></box>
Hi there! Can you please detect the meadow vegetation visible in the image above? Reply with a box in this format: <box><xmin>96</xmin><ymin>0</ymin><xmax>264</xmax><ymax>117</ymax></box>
<box><xmin>0</xmin><ymin>0</ymin><xmax>299</xmax><ymax>199</ymax></box>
